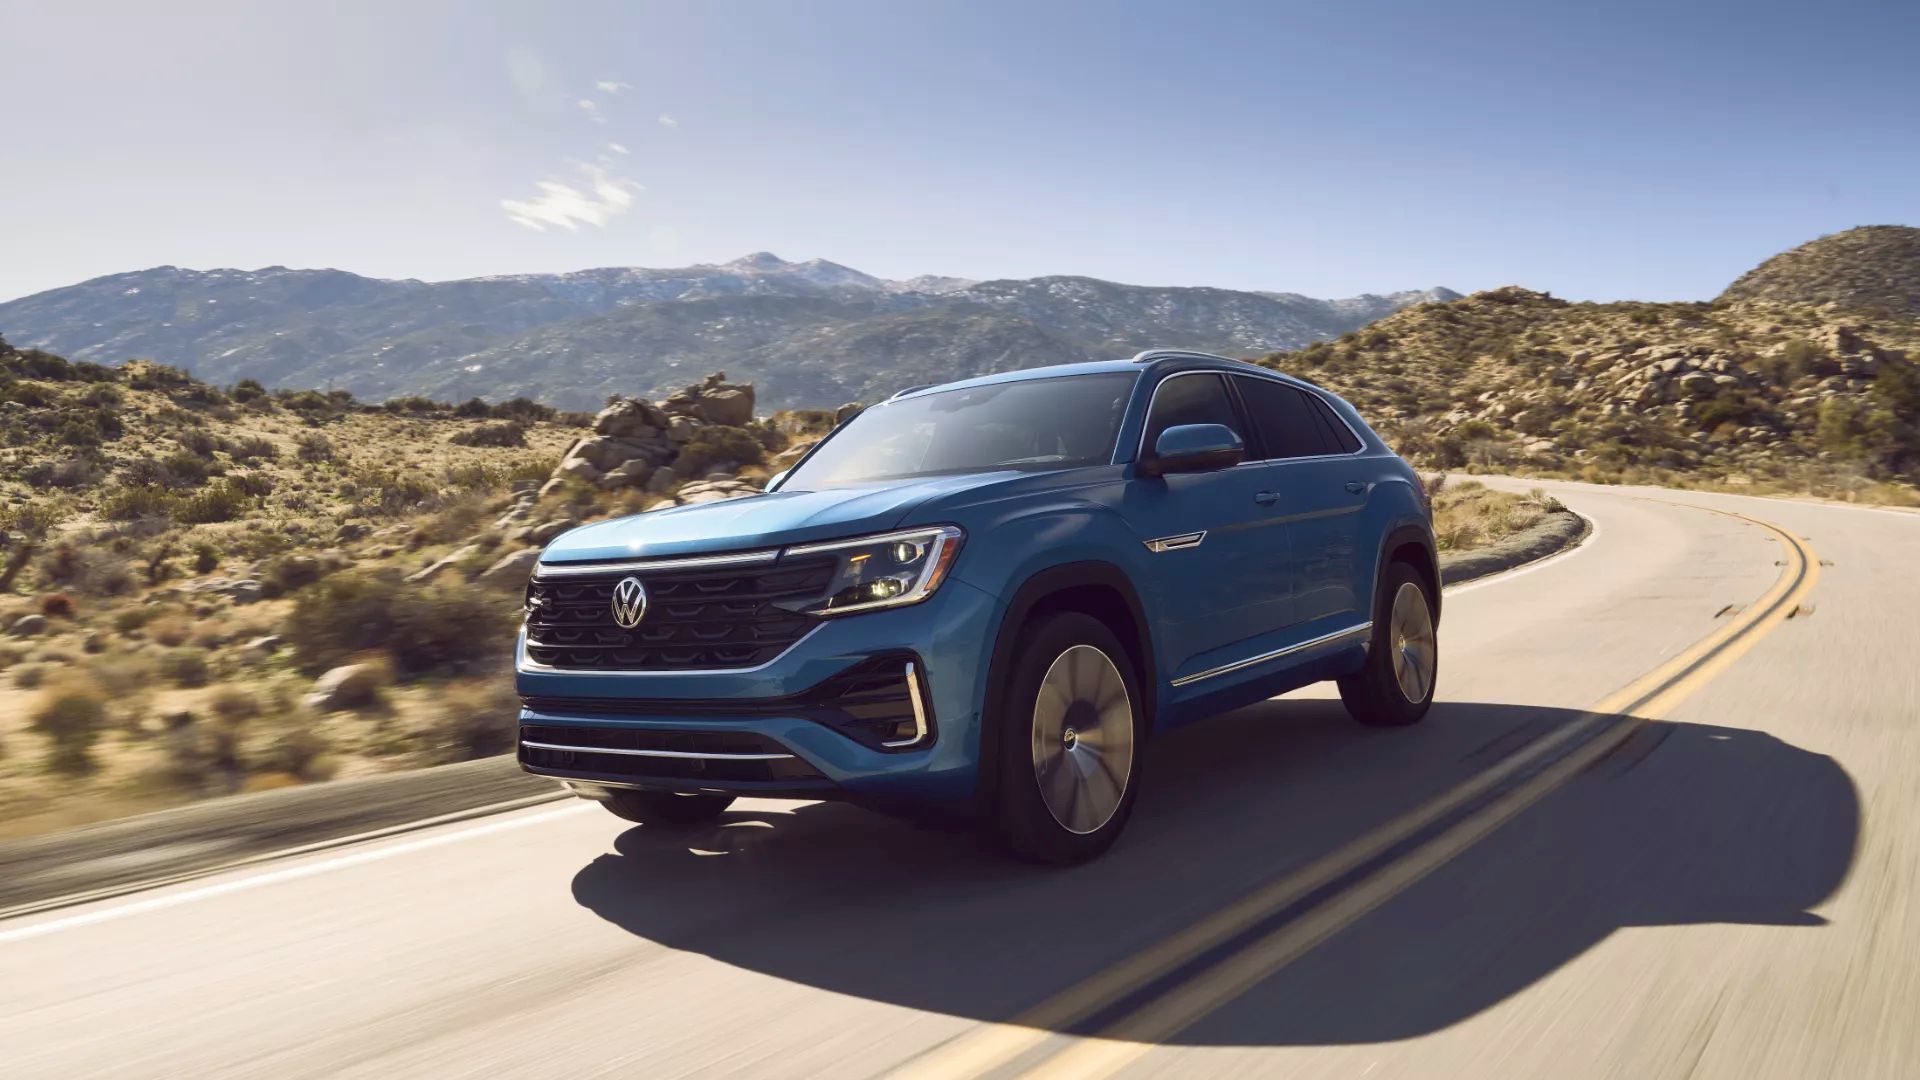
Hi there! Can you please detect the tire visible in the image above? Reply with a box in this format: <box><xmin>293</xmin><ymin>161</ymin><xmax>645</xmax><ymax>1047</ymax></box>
<box><xmin>601</xmin><ymin>789</ymin><xmax>735</xmax><ymax>826</ymax></box>
<box><xmin>1338</xmin><ymin>560</ymin><xmax>1438</xmax><ymax>727</ymax></box>
<box><xmin>992</xmin><ymin>611</ymin><xmax>1145</xmax><ymax>864</ymax></box>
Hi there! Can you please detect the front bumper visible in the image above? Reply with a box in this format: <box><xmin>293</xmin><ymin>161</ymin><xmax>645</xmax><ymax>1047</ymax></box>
<box><xmin>514</xmin><ymin>577</ymin><xmax>998</xmax><ymax>809</ymax></box>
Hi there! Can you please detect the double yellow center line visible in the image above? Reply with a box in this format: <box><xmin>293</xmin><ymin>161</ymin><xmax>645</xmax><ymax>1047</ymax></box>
<box><xmin>891</xmin><ymin>507</ymin><xmax>1818</xmax><ymax>1080</ymax></box>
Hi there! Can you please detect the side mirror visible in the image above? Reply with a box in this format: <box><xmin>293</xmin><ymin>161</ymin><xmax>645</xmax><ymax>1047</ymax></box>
<box><xmin>1142</xmin><ymin>423</ymin><xmax>1244</xmax><ymax>477</ymax></box>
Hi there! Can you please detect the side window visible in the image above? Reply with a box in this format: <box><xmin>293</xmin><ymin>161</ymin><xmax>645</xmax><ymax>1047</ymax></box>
<box><xmin>1142</xmin><ymin>373</ymin><xmax>1241</xmax><ymax>455</ymax></box>
<box><xmin>1233</xmin><ymin>376</ymin><xmax>1332</xmax><ymax>459</ymax></box>
<box><xmin>1305</xmin><ymin>393</ymin><xmax>1363</xmax><ymax>454</ymax></box>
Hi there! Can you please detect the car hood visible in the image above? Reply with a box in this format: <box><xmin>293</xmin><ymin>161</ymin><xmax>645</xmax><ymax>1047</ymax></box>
<box><xmin>539</xmin><ymin>474</ymin><xmax>1010</xmax><ymax>563</ymax></box>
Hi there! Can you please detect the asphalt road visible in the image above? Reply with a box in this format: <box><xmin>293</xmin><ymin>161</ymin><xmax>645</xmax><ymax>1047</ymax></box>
<box><xmin>4</xmin><ymin>478</ymin><xmax>1916</xmax><ymax>1079</ymax></box>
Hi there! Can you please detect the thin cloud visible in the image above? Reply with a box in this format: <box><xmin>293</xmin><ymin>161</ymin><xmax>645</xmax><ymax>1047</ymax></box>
<box><xmin>595</xmin><ymin>80</ymin><xmax>631</xmax><ymax>94</ymax></box>
<box><xmin>577</xmin><ymin>98</ymin><xmax>606</xmax><ymax>123</ymax></box>
<box><xmin>657</xmin><ymin>114</ymin><xmax>679</xmax><ymax>128</ymax></box>
<box><xmin>607</xmin><ymin>141</ymin><xmax>630</xmax><ymax>154</ymax></box>
<box><xmin>501</xmin><ymin>162</ymin><xmax>641</xmax><ymax>232</ymax></box>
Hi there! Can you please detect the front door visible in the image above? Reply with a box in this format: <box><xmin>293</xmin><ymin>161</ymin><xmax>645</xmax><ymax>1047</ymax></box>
<box><xmin>1121</xmin><ymin>371</ymin><xmax>1293</xmax><ymax>676</ymax></box>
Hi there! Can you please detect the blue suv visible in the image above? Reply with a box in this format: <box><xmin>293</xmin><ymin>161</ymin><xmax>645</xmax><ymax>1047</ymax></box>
<box><xmin>518</xmin><ymin>350</ymin><xmax>1439</xmax><ymax>862</ymax></box>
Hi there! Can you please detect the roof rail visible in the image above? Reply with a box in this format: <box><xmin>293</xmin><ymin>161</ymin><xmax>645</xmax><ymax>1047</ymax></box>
<box><xmin>888</xmin><ymin>383</ymin><xmax>936</xmax><ymax>400</ymax></box>
<box><xmin>1129</xmin><ymin>348</ymin><xmax>1241</xmax><ymax>365</ymax></box>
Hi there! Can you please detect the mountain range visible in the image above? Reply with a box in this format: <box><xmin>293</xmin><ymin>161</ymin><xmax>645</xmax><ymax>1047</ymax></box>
<box><xmin>0</xmin><ymin>254</ymin><xmax>1455</xmax><ymax>410</ymax></box>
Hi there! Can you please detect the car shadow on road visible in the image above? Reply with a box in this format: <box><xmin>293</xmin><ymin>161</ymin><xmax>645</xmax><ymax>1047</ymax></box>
<box><xmin>569</xmin><ymin>697</ymin><xmax>1857</xmax><ymax>1046</ymax></box>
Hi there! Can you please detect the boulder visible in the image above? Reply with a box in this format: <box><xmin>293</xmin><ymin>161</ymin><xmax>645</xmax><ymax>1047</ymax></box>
<box><xmin>305</xmin><ymin>664</ymin><xmax>383</xmax><ymax>711</ymax></box>
<box><xmin>557</xmin><ymin>457</ymin><xmax>602</xmax><ymax>483</ymax></box>
<box><xmin>405</xmin><ymin>544</ymin><xmax>481</xmax><ymax>583</ymax></box>
<box><xmin>665</xmin><ymin>415</ymin><xmax>704</xmax><ymax>443</ymax></box>
<box><xmin>594</xmin><ymin>398</ymin><xmax>669</xmax><ymax>439</ymax></box>
<box><xmin>692</xmin><ymin>387</ymin><xmax>754</xmax><ymax>427</ymax></box>
<box><xmin>601</xmin><ymin>459</ymin><xmax>654</xmax><ymax>487</ymax></box>
<box><xmin>770</xmin><ymin>441</ymin><xmax>816</xmax><ymax>469</ymax></box>
<box><xmin>8</xmin><ymin>613</ymin><xmax>48</xmax><ymax>637</ymax></box>
<box><xmin>479</xmin><ymin>548</ymin><xmax>543</xmax><ymax>582</ymax></box>
<box><xmin>834</xmin><ymin>402</ymin><xmax>863</xmax><ymax>425</ymax></box>
<box><xmin>645</xmin><ymin>466</ymin><xmax>680</xmax><ymax>494</ymax></box>
<box><xmin>242</xmin><ymin>634</ymin><xmax>284</xmax><ymax>658</ymax></box>
<box><xmin>529</xmin><ymin>518</ymin><xmax>578</xmax><ymax>545</ymax></box>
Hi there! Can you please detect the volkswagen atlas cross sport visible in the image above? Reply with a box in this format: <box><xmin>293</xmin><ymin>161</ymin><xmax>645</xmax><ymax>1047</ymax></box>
<box><xmin>517</xmin><ymin>350</ymin><xmax>1440</xmax><ymax>863</ymax></box>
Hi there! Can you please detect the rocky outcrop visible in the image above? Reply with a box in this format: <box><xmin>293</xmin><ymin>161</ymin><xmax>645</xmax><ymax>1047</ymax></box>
<box><xmin>549</xmin><ymin>372</ymin><xmax>762</xmax><ymax>495</ymax></box>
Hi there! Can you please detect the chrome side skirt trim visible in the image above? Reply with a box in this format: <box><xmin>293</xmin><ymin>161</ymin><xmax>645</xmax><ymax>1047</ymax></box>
<box><xmin>1144</xmin><ymin>531</ymin><xmax>1206</xmax><ymax>553</ymax></box>
<box><xmin>882</xmin><ymin>661</ymin><xmax>932</xmax><ymax>748</ymax></box>
<box><xmin>1170</xmin><ymin>621</ymin><xmax>1373</xmax><ymax>688</ymax></box>
<box><xmin>520</xmin><ymin>740</ymin><xmax>794</xmax><ymax>761</ymax></box>
<box><xmin>533</xmin><ymin>549</ymin><xmax>781</xmax><ymax>579</ymax></box>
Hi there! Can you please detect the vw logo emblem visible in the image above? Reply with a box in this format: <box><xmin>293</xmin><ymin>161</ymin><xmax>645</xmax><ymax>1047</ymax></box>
<box><xmin>609</xmin><ymin>576</ymin><xmax>648</xmax><ymax>629</ymax></box>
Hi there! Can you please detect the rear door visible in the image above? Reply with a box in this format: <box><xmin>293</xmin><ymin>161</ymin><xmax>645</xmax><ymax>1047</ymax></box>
<box><xmin>1231</xmin><ymin>375</ymin><xmax>1370</xmax><ymax>631</ymax></box>
<box><xmin>1121</xmin><ymin>371</ymin><xmax>1292</xmax><ymax>674</ymax></box>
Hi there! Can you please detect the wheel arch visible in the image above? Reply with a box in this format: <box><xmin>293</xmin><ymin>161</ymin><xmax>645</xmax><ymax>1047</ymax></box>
<box><xmin>1376</xmin><ymin>522</ymin><xmax>1441</xmax><ymax>625</ymax></box>
<box><xmin>974</xmin><ymin>561</ymin><xmax>1157</xmax><ymax>817</ymax></box>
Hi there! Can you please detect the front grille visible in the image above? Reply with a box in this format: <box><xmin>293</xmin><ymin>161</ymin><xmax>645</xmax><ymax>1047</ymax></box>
<box><xmin>518</xmin><ymin>724</ymin><xmax>824</xmax><ymax>783</ymax></box>
<box><xmin>524</xmin><ymin>555</ymin><xmax>835</xmax><ymax>671</ymax></box>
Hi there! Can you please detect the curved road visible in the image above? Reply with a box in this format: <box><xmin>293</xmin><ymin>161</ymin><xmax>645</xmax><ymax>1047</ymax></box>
<box><xmin>4</xmin><ymin>479</ymin><xmax>1917</xmax><ymax>1079</ymax></box>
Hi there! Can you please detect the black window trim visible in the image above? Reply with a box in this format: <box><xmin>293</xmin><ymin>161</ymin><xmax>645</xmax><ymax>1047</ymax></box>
<box><xmin>1130</xmin><ymin>369</ymin><xmax>1256</xmax><ymax>465</ymax></box>
<box><xmin>1227</xmin><ymin>371</ymin><xmax>1369</xmax><ymax>465</ymax></box>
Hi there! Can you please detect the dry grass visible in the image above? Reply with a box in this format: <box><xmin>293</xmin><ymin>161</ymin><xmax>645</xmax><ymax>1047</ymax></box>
<box><xmin>1428</xmin><ymin>477</ymin><xmax>1564</xmax><ymax>553</ymax></box>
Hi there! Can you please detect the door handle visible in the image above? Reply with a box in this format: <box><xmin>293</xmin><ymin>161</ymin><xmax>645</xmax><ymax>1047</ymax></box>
<box><xmin>1254</xmin><ymin>491</ymin><xmax>1281</xmax><ymax>506</ymax></box>
<box><xmin>1344</xmin><ymin>481</ymin><xmax>1368</xmax><ymax>495</ymax></box>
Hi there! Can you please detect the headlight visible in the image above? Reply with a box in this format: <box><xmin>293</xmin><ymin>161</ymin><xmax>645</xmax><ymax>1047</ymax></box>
<box><xmin>786</xmin><ymin>526</ymin><xmax>965</xmax><ymax>615</ymax></box>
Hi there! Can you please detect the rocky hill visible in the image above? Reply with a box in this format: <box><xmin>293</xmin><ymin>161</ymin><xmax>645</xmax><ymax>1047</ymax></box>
<box><xmin>1259</xmin><ymin>284</ymin><xmax>1920</xmax><ymax>498</ymax></box>
<box><xmin>1719</xmin><ymin>226</ymin><xmax>1920</xmax><ymax>315</ymax></box>
<box><xmin>0</xmin><ymin>334</ymin><xmax>824</xmax><ymax>834</ymax></box>
<box><xmin>0</xmin><ymin>255</ymin><xmax>1454</xmax><ymax>411</ymax></box>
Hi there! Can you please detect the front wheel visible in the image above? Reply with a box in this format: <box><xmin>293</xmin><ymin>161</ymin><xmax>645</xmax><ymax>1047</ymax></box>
<box><xmin>601</xmin><ymin>789</ymin><xmax>735</xmax><ymax>826</ymax></box>
<box><xmin>992</xmin><ymin>612</ymin><xmax>1145</xmax><ymax>864</ymax></box>
<box><xmin>1338</xmin><ymin>562</ymin><xmax>1438</xmax><ymax>726</ymax></box>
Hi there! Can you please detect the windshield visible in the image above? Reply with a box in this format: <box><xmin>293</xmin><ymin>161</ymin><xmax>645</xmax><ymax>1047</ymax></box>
<box><xmin>780</xmin><ymin>372</ymin><xmax>1137</xmax><ymax>489</ymax></box>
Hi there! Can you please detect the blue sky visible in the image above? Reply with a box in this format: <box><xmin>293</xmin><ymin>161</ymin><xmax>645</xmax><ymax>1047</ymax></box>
<box><xmin>1</xmin><ymin>0</ymin><xmax>1915</xmax><ymax>303</ymax></box>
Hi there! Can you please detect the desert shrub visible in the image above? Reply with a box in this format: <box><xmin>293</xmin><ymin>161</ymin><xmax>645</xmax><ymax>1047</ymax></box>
<box><xmin>40</xmin><ymin>543</ymin><xmax>135</xmax><ymax>596</ymax></box>
<box><xmin>492</xmin><ymin>397</ymin><xmax>556</xmax><ymax>423</ymax></box>
<box><xmin>230</xmin><ymin>379</ymin><xmax>269</xmax><ymax>404</ymax></box>
<box><xmin>160</xmin><ymin>647</ymin><xmax>212</xmax><ymax>688</ymax></box>
<box><xmin>30</xmin><ymin>683</ymin><xmax>107</xmax><ymax>774</ymax></box>
<box><xmin>284</xmin><ymin>568</ymin><xmax>510</xmax><ymax>674</ymax></box>
<box><xmin>231</xmin><ymin>435</ymin><xmax>279</xmax><ymax>461</ymax></box>
<box><xmin>175</xmin><ymin>478</ymin><xmax>256</xmax><ymax>523</ymax></box>
<box><xmin>262</xmin><ymin>553</ymin><xmax>329</xmax><ymax>595</ymax></box>
<box><xmin>26</xmin><ymin>454</ymin><xmax>107</xmax><ymax>489</ymax></box>
<box><xmin>344</xmin><ymin>467</ymin><xmax>438</xmax><ymax>517</ymax></box>
<box><xmin>426</xmin><ymin>675</ymin><xmax>520</xmax><ymax>762</ymax></box>
<box><xmin>0</xmin><ymin>498</ymin><xmax>73</xmax><ymax>539</ymax></box>
<box><xmin>454</xmin><ymin>397</ymin><xmax>493</xmax><ymax>418</ymax></box>
<box><xmin>39</xmin><ymin>593</ymin><xmax>74</xmax><ymax>619</ymax></box>
<box><xmin>450</xmin><ymin>420</ymin><xmax>527</xmax><ymax>448</ymax></box>
<box><xmin>14</xmin><ymin>662</ymin><xmax>52</xmax><ymax>689</ymax></box>
<box><xmin>147</xmin><ymin>613</ymin><xmax>194</xmax><ymax>647</ymax></box>
<box><xmin>192</xmin><ymin>542</ymin><xmax>221</xmax><ymax>574</ymax></box>
<box><xmin>383</xmin><ymin>395</ymin><xmax>442</xmax><ymax>414</ymax></box>
<box><xmin>674</xmin><ymin>425</ymin><xmax>766</xmax><ymax>476</ymax></box>
<box><xmin>208</xmin><ymin>685</ymin><xmax>261</xmax><ymax>722</ymax></box>
<box><xmin>100</xmin><ymin>484</ymin><xmax>175</xmax><ymax>521</ymax></box>
<box><xmin>175</xmin><ymin>429</ymin><xmax>220</xmax><ymax>458</ymax></box>
<box><xmin>295</xmin><ymin>432</ymin><xmax>337</xmax><ymax>463</ymax></box>
<box><xmin>113</xmin><ymin>607</ymin><xmax>156</xmax><ymax>633</ymax></box>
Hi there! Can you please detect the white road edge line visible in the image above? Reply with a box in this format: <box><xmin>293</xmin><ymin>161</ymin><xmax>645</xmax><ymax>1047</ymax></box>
<box><xmin>0</xmin><ymin>803</ymin><xmax>593</xmax><ymax>945</ymax></box>
<box><xmin>1444</xmin><ymin>511</ymin><xmax>1599</xmax><ymax>597</ymax></box>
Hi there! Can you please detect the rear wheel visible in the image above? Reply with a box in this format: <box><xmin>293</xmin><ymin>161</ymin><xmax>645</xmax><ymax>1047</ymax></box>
<box><xmin>601</xmin><ymin>789</ymin><xmax>735</xmax><ymax>826</ymax></box>
<box><xmin>1338</xmin><ymin>561</ymin><xmax>1438</xmax><ymax>726</ymax></box>
<box><xmin>993</xmin><ymin>612</ymin><xmax>1144</xmax><ymax>864</ymax></box>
